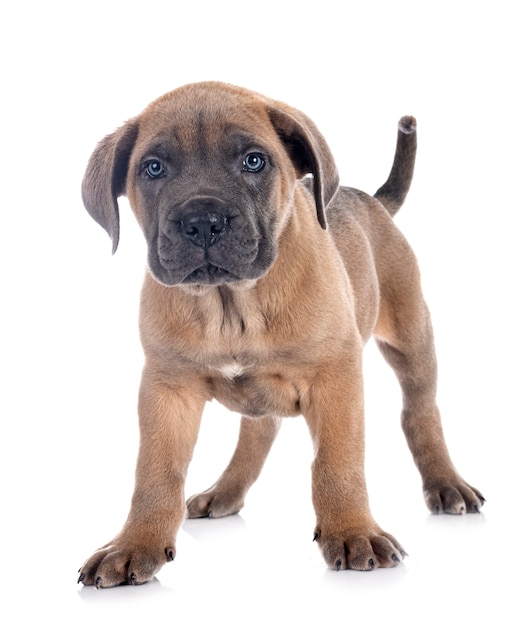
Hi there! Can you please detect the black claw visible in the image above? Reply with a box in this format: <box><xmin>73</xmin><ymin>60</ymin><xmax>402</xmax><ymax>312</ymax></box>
<box><xmin>392</xmin><ymin>553</ymin><xmax>400</xmax><ymax>563</ymax></box>
<box><xmin>95</xmin><ymin>576</ymin><xmax>102</xmax><ymax>589</ymax></box>
<box><xmin>165</xmin><ymin>547</ymin><xmax>175</xmax><ymax>561</ymax></box>
<box><xmin>335</xmin><ymin>559</ymin><xmax>342</xmax><ymax>571</ymax></box>
<box><xmin>129</xmin><ymin>572</ymin><xmax>137</xmax><ymax>585</ymax></box>
<box><xmin>77</xmin><ymin>572</ymin><xmax>85</xmax><ymax>584</ymax></box>
<box><xmin>368</xmin><ymin>558</ymin><xmax>375</xmax><ymax>570</ymax></box>
<box><xmin>313</xmin><ymin>532</ymin><xmax>320</xmax><ymax>542</ymax></box>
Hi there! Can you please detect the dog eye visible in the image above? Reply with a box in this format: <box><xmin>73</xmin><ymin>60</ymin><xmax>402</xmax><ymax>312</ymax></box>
<box><xmin>242</xmin><ymin>153</ymin><xmax>265</xmax><ymax>173</ymax></box>
<box><xmin>145</xmin><ymin>160</ymin><xmax>165</xmax><ymax>178</ymax></box>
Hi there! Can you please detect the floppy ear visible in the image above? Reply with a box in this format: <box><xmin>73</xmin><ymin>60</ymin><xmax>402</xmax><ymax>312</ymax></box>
<box><xmin>81</xmin><ymin>120</ymin><xmax>139</xmax><ymax>253</ymax></box>
<box><xmin>266</xmin><ymin>105</ymin><xmax>339</xmax><ymax>229</ymax></box>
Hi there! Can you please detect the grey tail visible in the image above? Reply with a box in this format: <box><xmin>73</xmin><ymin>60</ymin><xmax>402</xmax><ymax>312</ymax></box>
<box><xmin>374</xmin><ymin>116</ymin><xmax>417</xmax><ymax>217</ymax></box>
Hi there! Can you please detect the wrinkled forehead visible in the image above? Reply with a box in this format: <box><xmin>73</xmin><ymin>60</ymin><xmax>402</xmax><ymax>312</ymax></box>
<box><xmin>136</xmin><ymin>85</ymin><xmax>277</xmax><ymax>153</ymax></box>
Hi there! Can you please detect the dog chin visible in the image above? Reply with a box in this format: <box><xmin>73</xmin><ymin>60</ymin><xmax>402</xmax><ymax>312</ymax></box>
<box><xmin>149</xmin><ymin>262</ymin><xmax>262</xmax><ymax>290</ymax></box>
<box><xmin>183</xmin><ymin>264</ymin><xmax>241</xmax><ymax>285</ymax></box>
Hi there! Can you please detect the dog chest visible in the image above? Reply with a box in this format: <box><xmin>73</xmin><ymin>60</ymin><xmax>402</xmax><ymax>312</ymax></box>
<box><xmin>208</xmin><ymin>361</ymin><xmax>303</xmax><ymax>419</ymax></box>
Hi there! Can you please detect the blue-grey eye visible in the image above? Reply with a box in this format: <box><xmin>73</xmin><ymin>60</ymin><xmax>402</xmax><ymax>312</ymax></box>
<box><xmin>242</xmin><ymin>153</ymin><xmax>265</xmax><ymax>172</ymax></box>
<box><xmin>145</xmin><ymin>160</ymin><xmax>165</xmax><ymax>178</ymax></box>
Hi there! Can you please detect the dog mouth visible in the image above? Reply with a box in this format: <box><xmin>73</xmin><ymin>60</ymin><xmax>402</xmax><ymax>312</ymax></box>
<box><xmin>151</xmin><ymin>256</ymin><xmax>268</xmax><ymax>288</ymax></box>
<box><xmin>181</xmin><ymin>263</ymin><xmax>241</xmax><ymax>285</ymax></box>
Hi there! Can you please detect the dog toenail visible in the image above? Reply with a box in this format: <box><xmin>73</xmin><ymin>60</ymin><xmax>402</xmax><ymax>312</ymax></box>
<box><xmin>335</xmin><ymin>559</ymin><xmax>342</xmax><ymax>571</ymax></box>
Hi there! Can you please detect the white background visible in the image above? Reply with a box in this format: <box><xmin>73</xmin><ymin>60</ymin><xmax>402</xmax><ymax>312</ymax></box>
<box><xmin>1</xmin><ymin>1</ymin><xmax>524</xmax><ymax>623</ymax></box>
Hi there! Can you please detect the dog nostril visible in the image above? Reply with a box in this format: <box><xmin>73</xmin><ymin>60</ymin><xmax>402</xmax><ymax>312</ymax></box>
<box><xmin>211</xmin><ymin>224</ymin><xmax>225</xmax><ymax>235</ymax></box>
<box><xmin>184</xmin><ymin>224</ymin><xmax>200</xmax><ymax>238</ymax></box>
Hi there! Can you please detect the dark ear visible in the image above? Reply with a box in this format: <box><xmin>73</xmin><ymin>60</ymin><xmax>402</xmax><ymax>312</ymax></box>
<box><xmin>267</xmin><ymin>105</ymin><xmax>339</xmax><ymax>229</ymax></box>
<box><xmin>81</xmin><ymin>120</ymin><xmax>139</xmax><ymax>253</ymax></box>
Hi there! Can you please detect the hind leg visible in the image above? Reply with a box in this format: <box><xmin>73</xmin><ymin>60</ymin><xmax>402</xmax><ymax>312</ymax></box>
<box><xmin>375</xmin><ymin>272</ymin><xmax>484</xmax><ymax>514</ymax></box>
<box><xmin>186</xmin><ymin>415</ymin><xmax>281</xmax><ymax>518</ymax></box>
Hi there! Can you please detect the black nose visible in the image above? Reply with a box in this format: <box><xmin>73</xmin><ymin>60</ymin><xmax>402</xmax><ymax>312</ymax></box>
<box><xmin>181</xmin><ymin>212</ymin><xmax>229</xmax><ymax>249</ymax></box>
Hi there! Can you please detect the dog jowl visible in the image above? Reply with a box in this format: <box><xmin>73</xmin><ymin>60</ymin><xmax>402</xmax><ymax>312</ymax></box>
<box><xmin>79</xmin><ymin>82</ymin><xmax>483</xmax><ymax>587</ymax></box>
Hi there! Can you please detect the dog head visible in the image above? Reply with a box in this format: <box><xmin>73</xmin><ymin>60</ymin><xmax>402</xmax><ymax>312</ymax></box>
<box><xmin>82</xmin><ymin>82</ymin><xmax>339</xmax><ymax>287</ymax></box>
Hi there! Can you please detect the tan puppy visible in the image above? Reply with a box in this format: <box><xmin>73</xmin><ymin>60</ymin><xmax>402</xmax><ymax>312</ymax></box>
<box><xmin>78</xmin><ymin>82</ymin><xmax>484</xmax><ymax>587</ymax></box>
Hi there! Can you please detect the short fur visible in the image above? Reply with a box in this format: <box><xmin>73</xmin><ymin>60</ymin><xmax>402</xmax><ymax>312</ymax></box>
<box><xmin>78</xmin><ymin>82</ymin><xmax>483</xmax><ymax>587</ymax></box>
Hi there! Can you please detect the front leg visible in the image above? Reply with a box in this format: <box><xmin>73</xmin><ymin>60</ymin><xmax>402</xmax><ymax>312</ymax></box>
<box><xmin>78</xmin><ymin>369</ymin><xmax>206</xmax><ymax>587</ymax></box>
<box><xmin>304</xmin><ymin>358</ymin><xmax>405</xmax><ymax>571</ymax></box>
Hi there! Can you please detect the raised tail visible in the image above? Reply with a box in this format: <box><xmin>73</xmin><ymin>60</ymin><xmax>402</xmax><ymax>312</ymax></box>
<box><xmin>374</xmin><ymin>116</ymin><xmax>417</xmax><ymax>217</ymax></box>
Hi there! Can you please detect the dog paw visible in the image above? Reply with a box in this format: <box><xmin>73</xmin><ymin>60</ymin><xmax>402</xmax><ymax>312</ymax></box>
<box><xmin>424</xmin><ymin>478</ymin><xmax>485</xmax><ymax>515</ymax></box>
<box><xmin>313</xmin><ymin>525</ymin><xmax>406</xmax><ymax>571</ymax></box>
<box><xmin>186</xmin><ymin>484</ymin><xmax>245</xmax><ymax>519</ymax></box>
<box><xmin>78</xmin><ymin>538</ymin><xmax>175</xmax><ymax>588</ymax></box>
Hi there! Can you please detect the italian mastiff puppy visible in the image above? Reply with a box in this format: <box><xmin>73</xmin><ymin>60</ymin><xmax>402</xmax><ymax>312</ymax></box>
<box><xmin>78</xmin><ymin>82</ymin><xmax>484</xmax><ymax>587</ymax></box>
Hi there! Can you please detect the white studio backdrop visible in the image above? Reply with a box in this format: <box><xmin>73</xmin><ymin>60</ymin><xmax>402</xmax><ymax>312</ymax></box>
<box><xmin>1</xmin><ymin>1</ymin><xmax>524</xmax><ymax>624</ymax></box>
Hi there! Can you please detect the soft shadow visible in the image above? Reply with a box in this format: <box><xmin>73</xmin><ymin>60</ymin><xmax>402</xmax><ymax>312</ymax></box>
<box><xmin>78</xmin><ymin>577</ymin><xmax>175</xmax><ymax>604</ymax></box>
<box><xmin>425</xmin><ymin>510</ymin><xmax>487</xmax><ymax>529</ymax></box>
<box><xmin>321</xmin><ymin>561</ymin><xmax>409</xmax><ymax>591</ymax></box>
<box><xmin>182</xmin><ymin>514</ymin><xmax>247</xmax><ymax>542</ymax></box>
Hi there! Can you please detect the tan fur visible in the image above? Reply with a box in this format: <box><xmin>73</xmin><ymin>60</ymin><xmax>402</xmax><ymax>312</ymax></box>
<box><xmin>78</xmin><ymin>82</ymin><xmax>483</xmax><ymax>587</ymax></box>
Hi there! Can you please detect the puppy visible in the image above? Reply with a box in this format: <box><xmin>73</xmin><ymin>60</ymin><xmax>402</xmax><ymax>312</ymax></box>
<box><xmin>78</xmin><ymin>82</ymin><xmax>483</xmax><ymax>587</ymax></box>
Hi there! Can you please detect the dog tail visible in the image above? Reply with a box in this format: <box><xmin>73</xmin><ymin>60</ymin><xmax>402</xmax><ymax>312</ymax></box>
<box><xmin>374</xmin><ymin>116</ymin><xmax>417</xmax><ymax>217</ymax></box>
